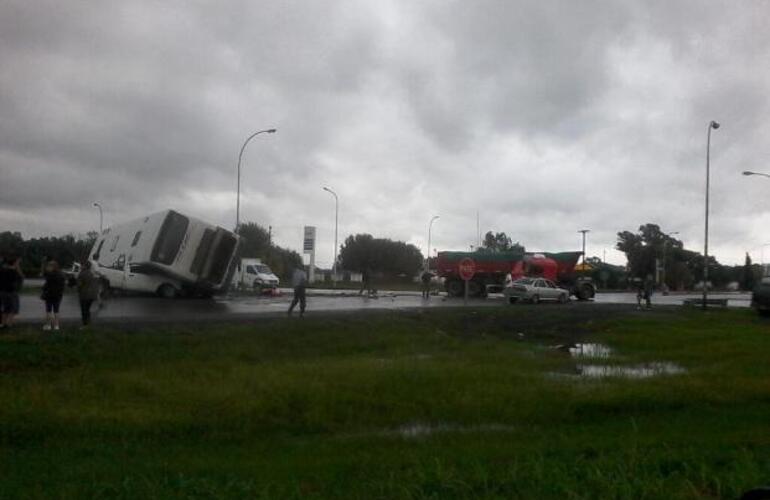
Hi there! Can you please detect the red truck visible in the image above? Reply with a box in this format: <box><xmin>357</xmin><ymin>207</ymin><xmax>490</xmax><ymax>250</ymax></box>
<box><xmin>434</xmin><ymin>250</ymin><xmax>596</xmax><ymax>300</ymax></box>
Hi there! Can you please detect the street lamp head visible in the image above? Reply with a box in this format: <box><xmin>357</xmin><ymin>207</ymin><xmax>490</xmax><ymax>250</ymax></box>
<box><xmin>267</xmin><ymin>129</ymin><xmax>277</xmax><ymax>133</ymax></box>
<box><xmin>743</xmin><ymin>171</ymin><xmax>755</xmax><ymax>176</ymax></box>
<box><xmin>710</xmin><ymin>121</ymin><xmax>720</xmax><ymax>130</ymax></box>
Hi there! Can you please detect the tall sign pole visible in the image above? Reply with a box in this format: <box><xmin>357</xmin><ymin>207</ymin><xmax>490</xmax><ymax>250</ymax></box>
<box><xmin>458</xmin><ymin>257</ymin><xmax>476</xmax><ymax>306</ymax></box>
<box><xmin>578</xmin><ymin>229</ymin><xmax>590</xmax><ymax>265</ymax></box>
<box><xmin>303</xmin><ymin>226</ymin><xmax>316</xmax><ymax>284</ymax></box>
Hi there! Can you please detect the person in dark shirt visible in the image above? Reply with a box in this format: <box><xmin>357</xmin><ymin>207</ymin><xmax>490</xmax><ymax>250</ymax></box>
<box><xmin>76</xmin><ymin>261</ymin><xmax>100</xmax><ymax>327</ymax></box>
<box><xmin>421</xmin><ymin>269</ymin><xmax>433</xmax><ymax>299</ymax></box>
<box><xmin>41</xmin><ymin>259</ymin><xmax>65</xmax><ymax>331</ymax></box>
<box><xmin>0</xmin><ymin>255</ymin><xmax>23</xmax><ymax>329</ymax></box>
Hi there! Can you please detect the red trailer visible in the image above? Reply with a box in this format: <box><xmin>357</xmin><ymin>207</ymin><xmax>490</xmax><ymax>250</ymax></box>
<box><xmin>435</xmin><ymin>250</ymin><xmax>595</xmax><ymax>300</ymax></box>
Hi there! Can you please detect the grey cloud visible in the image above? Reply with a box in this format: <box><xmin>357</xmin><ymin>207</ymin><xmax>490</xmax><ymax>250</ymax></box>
<box><xmin>1</xmin><ymin>0</ymin><xmax>768</xmax><ymax>267</ymax></box>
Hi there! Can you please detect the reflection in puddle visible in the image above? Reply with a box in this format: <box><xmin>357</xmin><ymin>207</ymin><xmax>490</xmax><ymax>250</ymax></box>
<box><xmin>576</xmin><ymin>362</ymin><xmax>685</xmax><ymax>378</ymax></box>
<box><xmin>548</xmin><ymin>342</ymin><xmax>686</xmax><ymax>379</ymax></box>
<box><xmin>568</xmin><ymin>343</ymin><xmax>613</xmax><ymax>358</ymax></box>
<box><xmin>395</xmin><ymin>423</ymin><xmax>516</xmax><ymax>438</ymax></box>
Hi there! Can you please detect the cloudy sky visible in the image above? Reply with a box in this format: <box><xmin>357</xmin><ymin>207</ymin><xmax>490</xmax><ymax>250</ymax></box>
<box><xmin>1</xmin><ymin>0</ymin><xmax>769</xmax><ymax>267</ymax></box>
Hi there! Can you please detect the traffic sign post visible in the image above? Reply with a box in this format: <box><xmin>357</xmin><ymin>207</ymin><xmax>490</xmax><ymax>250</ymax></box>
<box><xmin>458</xmin><ymin>258</ymin><xmax>476</xmax><ymax>306</ymax></box>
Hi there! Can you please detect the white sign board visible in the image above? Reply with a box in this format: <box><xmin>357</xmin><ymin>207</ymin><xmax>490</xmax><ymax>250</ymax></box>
<box><xmin>303</xmin><ymin>226</ymin><xmax>316</xmax><ymax>254</ymax></box>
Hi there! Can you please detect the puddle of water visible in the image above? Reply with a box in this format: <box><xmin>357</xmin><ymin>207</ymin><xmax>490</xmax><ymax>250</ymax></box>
<box><xmin>395</xmin><ymin>422</ymin><xmax>516</xmax><ymax>438</ymax></box>
<box><xmin>374</xmin><ymin>354</ymin><xmax>433</xmax><ymax>364</ymax></box>
<box><xmin>576</xmin><ymin>362</ymin><xmax>685</xmax><ymax>378</ymax></box>
<box><xmin>568</xmin><ymin>343</ymin><xmax>613</xmax><ymax>358</ymax></box>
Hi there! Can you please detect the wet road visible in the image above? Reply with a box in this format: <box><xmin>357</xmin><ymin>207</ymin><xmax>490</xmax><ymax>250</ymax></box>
<box><xmin>13</xmin><ymin>289</ymin><xmax>752</xmax><ymax>324</ymax></box>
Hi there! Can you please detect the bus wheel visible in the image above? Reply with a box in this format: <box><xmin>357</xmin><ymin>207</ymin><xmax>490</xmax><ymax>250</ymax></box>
<box><xmin>157</xmin><ymin>284</ymin><xmax>178</xmax><ymax>299</ymax></box>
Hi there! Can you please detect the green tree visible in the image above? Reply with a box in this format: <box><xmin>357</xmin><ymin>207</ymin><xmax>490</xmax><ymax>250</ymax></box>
<box><xmin>1</xmin><ymin>231</ymin><xmax>96</xmax><ymax>276</ymax></box>
<box><xmin>741</xmin><ymin>253</ymin><xmax>756</xmax><ymax>291</ymax></box>
<box><xmin>237</xmin><ymin>223</ymin><xmax>270</xmax><ymax>259</ymax></box>
<box><xmin>339</xmin><ymin>234</ymin><xmax>423</xmax><ymax>276</ymax></box>
<box><xmin>481</xmin><ymin>231</ymin><xmax>524</xmax><ymax>253</ymax></box>
<box><xmin>237</xmin><ymin>222</ymin><xmax>302</xmax><ymax>281</ymax></box>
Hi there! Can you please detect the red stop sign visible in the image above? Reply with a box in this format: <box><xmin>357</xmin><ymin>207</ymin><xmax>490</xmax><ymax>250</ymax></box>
<box><xmin>458</xmin><ymin>258</ymin><xmax>476</xmax><ymax>281</ymax></box>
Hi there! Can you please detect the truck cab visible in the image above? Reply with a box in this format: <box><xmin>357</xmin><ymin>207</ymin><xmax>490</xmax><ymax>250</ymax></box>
<box><xmin>234</xmin><ymin>258</ymin><xmax>280</xmax><ymax>292</ymax></box>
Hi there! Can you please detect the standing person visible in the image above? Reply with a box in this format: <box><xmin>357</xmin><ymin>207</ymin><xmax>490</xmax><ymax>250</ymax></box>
<box><xmin>76</xmin><ymin>261</ymin><xmax>100</xmax><ymax>327</ymax></box>
<box><xmin>421</xmin><ymin>269</ymin><xmax>433</xmax><ymax>299</ymax></box>
<box><xmin>41</xmin><ymin>259</ymin><xmax>65</xmax><ymax>331</ymax></box>
<box><xmin>287</xmin><ymin>266</ymin><xmax>308</xmax><ymax>317</ymax></box>
<box><xmin>0</xmin><ymin>255</ymin><xmax>23</xmax><ymax>329</ymax></box>
<box><xmin>359</xmin><ymin>268</ymin><xmax>370</xmax><ymax>296</ymax></box>
<box><xmin>643</xmin><ymin>274</ymin><xmax>654</xmax><ymax>310</ymax></box>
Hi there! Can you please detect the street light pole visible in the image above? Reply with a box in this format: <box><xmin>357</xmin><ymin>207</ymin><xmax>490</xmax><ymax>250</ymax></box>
<box><xmin>93</xmin><ymin>202</ymin><xmax>103</xmax><ymax>233</ymax></box>
<box><xmin>235</xmin><ymin>128</ymin><xmax>276</xmax><ymax>233</ymax></box>
<box><xmin>703</xmin><ymin>120</ymin><xmax>720</xmax><ymax>310</ymax></box>
<box><xmin>578</xmin><ymin>229</ymin><xmax>590</xmax><ymax>265</ymax></box>
<box><xmin>427</xmin><ymin>215</ymin><xmax>440</xmax><ymax>271</ymax></box>
<box><xmin>323</xmin><ymin>187</ymin><xmax>338</xmax><ymax>284</ymax></box>
<box><xmin>743</xmin><ymin>171</ymin><xmax>770</xmax><ymax>179</ymax></box>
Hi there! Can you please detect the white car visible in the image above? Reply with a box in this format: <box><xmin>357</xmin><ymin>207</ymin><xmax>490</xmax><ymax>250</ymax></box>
<box><xmin>503</xmin><ymin>278</ymin><xmax>570</xmax><ymax>304</ymax></box>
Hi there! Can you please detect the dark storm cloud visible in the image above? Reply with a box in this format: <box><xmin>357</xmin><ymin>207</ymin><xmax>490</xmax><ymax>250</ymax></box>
<box><xmin>0</xmin><ymin>0</ymin><xmax>768</xmax><ymax>266</ymax></box>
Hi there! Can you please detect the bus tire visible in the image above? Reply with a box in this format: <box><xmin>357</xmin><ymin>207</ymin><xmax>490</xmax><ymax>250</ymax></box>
<box><xmin>157</xmin><ymin>284</ymin><xmax>178</xmax><ymax>299</ymax></box>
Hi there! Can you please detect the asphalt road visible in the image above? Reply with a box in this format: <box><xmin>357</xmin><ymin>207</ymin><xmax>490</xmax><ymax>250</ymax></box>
<box><xmin>13</xmin><ymin>289</ymin><xmax>752</xmax><ymax>325</ymax></box>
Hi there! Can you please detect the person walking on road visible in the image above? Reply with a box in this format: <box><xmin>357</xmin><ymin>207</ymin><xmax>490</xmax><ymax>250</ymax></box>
<box><xmin>76</xmin><ymin>261</ymin><xmax>100</xmax><ymax>327</ymax></box>
<box><xmin>0</xmin><ymin>255</ymin><xmax>24</xmax><ymax>329</ymax></box>
<box><xmin>643</xmin><ymin>274</ymin><xmax>654</xmax><ymax>310</ymax></box>
<box><xmin>41</xmin><ymin>258</ymin><xmax>65</xmax><ymax>331</ymax></box>
<box><xmin>288</xmin><ymin>266</ymin><xmax>308</xmax><ymax>317</ymax></box>
<box><xmin>421</xmin><ymin>269</ymin><xmax>433</xmax><ymax>299</ymax></box>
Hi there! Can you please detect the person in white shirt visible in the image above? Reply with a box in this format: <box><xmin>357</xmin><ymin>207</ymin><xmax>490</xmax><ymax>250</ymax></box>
<box><xmin>288</xmin><ymin>267</ymin><xmax>308</xmax><ymax>316</ymax></box>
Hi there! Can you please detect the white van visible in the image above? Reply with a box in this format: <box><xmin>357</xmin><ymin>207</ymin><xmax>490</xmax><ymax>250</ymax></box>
<box><xmin>233</xmin><ymin>258</ymin><xmax>280</xmax><ymax>291</ymax></box>
<box><xmin>90</xmin><ymin>210</ymin><xmax>239</xmax><ymax>298</ymax></box>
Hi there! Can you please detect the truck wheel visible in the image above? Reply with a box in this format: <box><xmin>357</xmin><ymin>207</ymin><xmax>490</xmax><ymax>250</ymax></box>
<box><xmin>445</xmin><ymin>280</ymin><xmax>464</xmax><ymax>297</ymax></box>
<box><xmin>157</xmin><ymin>284</ymin><xmax>178</xmax><ymax>299</ymax></box>
<box><xmin>531</xmin><ymin>294</ymin><xmax>540</xmax><ymax>304</ymax></box>
<box><xmin>577</xmin><ymin>284</ymin><xmax>595</xmax><ymax>301</ymax></box>
<box><xmin>468</xmin><ymin>280</ymin><xmax>483</xmax><ymax>297</ymax></box>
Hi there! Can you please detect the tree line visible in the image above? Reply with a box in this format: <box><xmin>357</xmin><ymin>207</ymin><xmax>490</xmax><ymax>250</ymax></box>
<box><xmin>0</xmin><ymin>231</ymin><xmax>96</xmax><ymax>277</ymax></box>
<box><xmin>617</xmin><ymin>223</ymin><xmax>759</xmax><ymax>290</ymax></box>
<box><xmin>2</xmin><ymin>223</ymin><xmax>761</xmax><ymax>290</ymax></box>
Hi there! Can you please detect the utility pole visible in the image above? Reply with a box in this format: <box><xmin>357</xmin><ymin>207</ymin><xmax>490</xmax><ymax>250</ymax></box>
<box><xmin>703</xmin><ymin>120</ymin><xmax>720</xmax><ymax>310</ymax></box>
<box><xmin>578</xmin><ymin>229</ymin><xmax>590</xmax><ymax>265</ymax></box>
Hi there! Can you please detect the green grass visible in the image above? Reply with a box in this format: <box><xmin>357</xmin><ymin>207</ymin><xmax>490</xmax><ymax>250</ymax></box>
<box><xmin>0</xmin><ymin>307</ymin><xmax>769</xmax><ymax>498</ymax></box>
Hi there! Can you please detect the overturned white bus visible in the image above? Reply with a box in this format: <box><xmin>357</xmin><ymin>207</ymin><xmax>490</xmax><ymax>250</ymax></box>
<box><xmin>89</xmin><ymin>210</ymin><xmax>239</xmax><ymax>298</ymax></box>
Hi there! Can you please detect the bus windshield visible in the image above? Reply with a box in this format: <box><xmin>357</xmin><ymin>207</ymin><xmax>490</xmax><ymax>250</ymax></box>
<box><xmin>151</xmin><ymin>211</ymin><xmax>189</xmax><ymax>265</ymax></box>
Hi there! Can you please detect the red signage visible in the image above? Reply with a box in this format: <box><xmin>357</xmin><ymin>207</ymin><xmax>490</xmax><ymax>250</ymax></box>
<box><xmin>458</xmin><ymin>258</ymin><xmax>476</xmax><ymax>281</ymax></box>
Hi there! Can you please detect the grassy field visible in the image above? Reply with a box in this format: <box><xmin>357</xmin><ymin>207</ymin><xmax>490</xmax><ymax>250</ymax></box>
<box><xmin>1</xmin><ymin>306</ymin><xmax>769</xmax><ymax>499</ymax></box>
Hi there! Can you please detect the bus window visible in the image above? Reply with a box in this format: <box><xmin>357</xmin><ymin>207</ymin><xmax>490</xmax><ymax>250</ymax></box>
<box><xmin>246</xmin><ymin>265</ymin><xmax>257</xmax><ymax>275</ymax></box>
<box><xmin>131</xmin><ymin>231</ymin><xmax>142</xmax><ymax>247</ymax></box>
<box><xmin>151</xmin><ymin>211</ymin><xmax>189</xmax><ymax>265</ymax></box>
<box><xmin>110</xmin><ymin>235</ymin><xmax>120</xmax><ymax>252</ymax></box>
